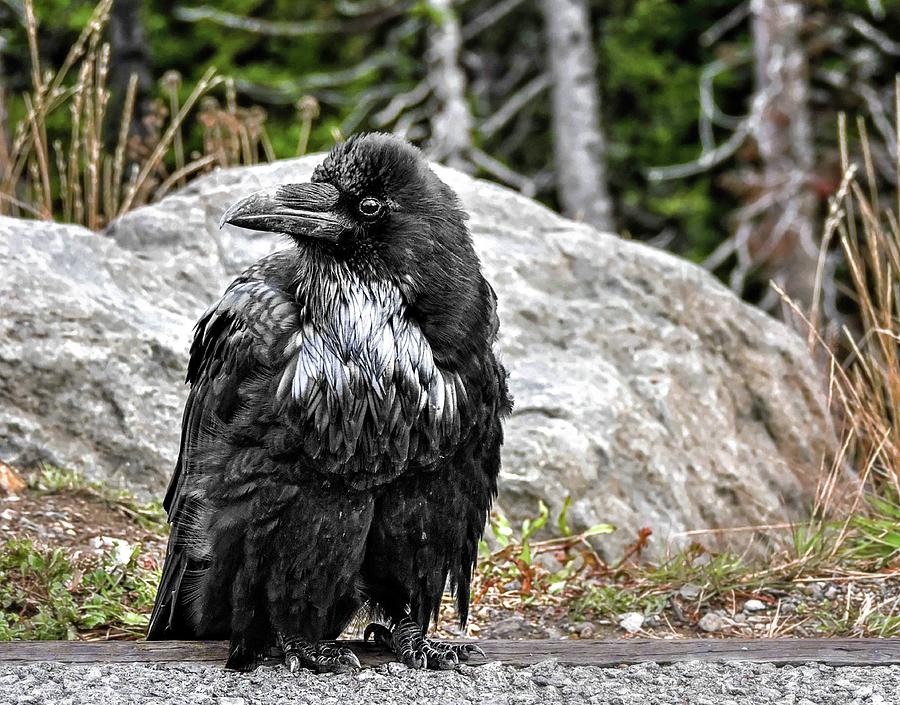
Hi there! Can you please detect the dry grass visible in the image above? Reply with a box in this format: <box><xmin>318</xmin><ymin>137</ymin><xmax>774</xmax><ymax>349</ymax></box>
<box><xmin>0</xmin><ymin>0</ymin><xmax>313</xmax><ymax>230</ymax></box>
<box><xmin>774</xmin><ymin>85</ymin><xmax>900</xmax><ymax>572</ymax></box>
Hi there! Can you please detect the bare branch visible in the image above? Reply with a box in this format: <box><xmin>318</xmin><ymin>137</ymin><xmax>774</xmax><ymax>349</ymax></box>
<box><xmin>845</xmin><ymin>14</ymin><xmax>900</xmax><ymax>56</ymax></box>
<box><xmin>393</xmin><ymin>107</ymin><xmax>429</xmax><ymax>141</ymax></box>
<box><xmin>174</xmin><ymin>6</ymin><xmax>343</xmax><ymax>35</ymax></box>
<box><xmin>334</xmin><ymin>0</ymin><xmax>404</xmax><ymax>16</ymax></box>
<box><xmin>479</xmin><ymin>74</ymin><xmax>549</xmax><ymax>139</ymax></box>
<box><xmin>232</xmin><ymin>54</ymin><xmax>395</xmax><ymax>104</ymax></box>
<box><xmin>424</xmin><ymin>0</ymin><xmax>473</xmax><ymax>168</ymax></box>
<box><xmin>340</xmin><ymin>84</ymin><xmax>406</xmax><ymax>135</ymax></box>
<box><xmin>700</xmin><ymin>1</ymin><xmax>750</xmax><ymax>47</ymax></box>
<box><xmin>854</xmin><ymin>83</ymin><xmax>898</xmax><ymax>161</ymax></box>
<box><xmin>867</xmin><ymin>0</ymin><xmax>885</xmax><ymax>20</ymax></box>
<box><xmin>462</xmin><ymin>0</ymin><xmax>528</xmax><ymax>41</ymax></box>
<box><xmin>374</xmin><ymin>81</ymin><xmax>431</xmax><ymax>128</ymax></box>
<box><xmin>647</xmin><ymin>119</ymin><xmax>751</xmax><ymax>181</ymax></box>
<box><xmin>470</xmin><ymin>147</ymin><xmax>537</xmax><ymax>196</ymax></box>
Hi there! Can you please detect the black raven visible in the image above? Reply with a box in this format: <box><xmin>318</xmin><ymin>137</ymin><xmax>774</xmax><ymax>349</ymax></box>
<box><xmin>147</xmin><ymin>133</ymin><xmax>511</xmax><ymax>674</ymax></box>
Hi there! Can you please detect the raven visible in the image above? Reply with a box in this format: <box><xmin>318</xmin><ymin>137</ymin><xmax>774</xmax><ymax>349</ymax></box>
<box><xmin>147</xmin><ymin>133</ymin><xmax>511</xmax><ymax>674</ymax></box>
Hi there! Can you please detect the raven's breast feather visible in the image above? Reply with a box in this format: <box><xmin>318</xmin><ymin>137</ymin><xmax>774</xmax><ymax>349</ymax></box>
<box><xmin>274</xmin><ymin>280</ymin><xmax>467</xmax><ymax>482</ymax></box>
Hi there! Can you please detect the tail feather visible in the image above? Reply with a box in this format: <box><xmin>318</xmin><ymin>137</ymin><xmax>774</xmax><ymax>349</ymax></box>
<box><xmin>147</xmin><ymin>533</ymin><xmax>189</xmax><ymax>640</ymax></box>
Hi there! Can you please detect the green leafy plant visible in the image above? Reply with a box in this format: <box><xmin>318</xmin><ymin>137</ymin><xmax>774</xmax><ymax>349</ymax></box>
<box><xmin>0</xmin><ymin>539</ymin><xmax>159</xmax><ymax>640</ymax></box>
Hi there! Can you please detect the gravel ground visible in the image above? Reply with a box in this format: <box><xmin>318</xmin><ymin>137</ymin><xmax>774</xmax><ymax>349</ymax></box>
<box><xmin>2</xmin><ymin>660</ymin><xmax>900</xmax><ymax>705</ymax></box>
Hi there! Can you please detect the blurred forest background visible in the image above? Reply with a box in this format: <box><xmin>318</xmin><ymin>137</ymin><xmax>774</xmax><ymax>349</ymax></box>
<box><xmin>1</xmin><ymin>0</ymin><xmax>899</xmax><ymax>327</ymax></box>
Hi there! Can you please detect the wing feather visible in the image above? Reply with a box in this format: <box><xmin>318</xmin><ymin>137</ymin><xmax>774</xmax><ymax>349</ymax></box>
<box><xmin>148</xmin><ymin>279</ymin><xmax>298</xmax><ymax>639</ymax></box>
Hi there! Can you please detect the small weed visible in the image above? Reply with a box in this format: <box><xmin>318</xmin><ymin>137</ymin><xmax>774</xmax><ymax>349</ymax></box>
<box><xmin>845</xmin><ymin>494</ymin><xmax>900</xmax><ymax>568</ymax></box>
<box><xmin>0</xmin><ymin>539</ymin><xmax>159</xmax><ymax>640</ymax></box>
<box><xmin>571</xmin><ymin>584</ymin><xmax>667</xmax><ymax>622</ymax></box>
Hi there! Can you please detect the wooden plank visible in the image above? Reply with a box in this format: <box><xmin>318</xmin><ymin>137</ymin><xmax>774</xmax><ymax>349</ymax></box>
<box><xmin>0</xmin><ymin>639</ymin><xmax>898</xmax><ymax>667</ymax></box>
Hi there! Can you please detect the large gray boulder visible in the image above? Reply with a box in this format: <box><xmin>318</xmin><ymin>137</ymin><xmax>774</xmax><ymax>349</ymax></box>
<box><xmin>0</xmin><ymin>157</ymin><xmax>831</xmax><ymax>555</ymax></box>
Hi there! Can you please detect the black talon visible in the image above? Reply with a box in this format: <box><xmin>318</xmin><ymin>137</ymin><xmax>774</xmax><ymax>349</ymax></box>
<box><xmin>278</xmin><ymin>634</ymin><xmax>360</xmax><ymax>674</ymax></box>
<box><xmin>365</xmin><ymin>617</ymin><xmax>484</xmax><ymax>671</ymax></box>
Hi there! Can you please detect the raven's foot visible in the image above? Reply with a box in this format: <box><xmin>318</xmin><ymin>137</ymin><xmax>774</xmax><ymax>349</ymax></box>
<box><xmin>363</xmin><ymin>618</ymin><xmax>485</xmax><ymax>670</ymax></box>
<box><xmin>277</xmin><ymin>633</ymin><xmax>361</xmax><ymax>674</ymax></box>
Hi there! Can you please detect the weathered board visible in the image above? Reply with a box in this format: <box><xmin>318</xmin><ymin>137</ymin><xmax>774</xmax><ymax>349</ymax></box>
<box><xmin>0</xmin><ymin>639</ymin><xmax>898</xmax><ymax>667</ymax></box>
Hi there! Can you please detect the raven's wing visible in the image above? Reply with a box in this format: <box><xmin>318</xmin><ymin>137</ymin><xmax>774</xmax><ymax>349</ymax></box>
<box><xmin>447</xmin><ymin>281</ymin><xmax>512</xmax><ymax>625</ymax></box>
<box><xmin>147</xmin><ymin>278</ymin><xmax>298</xmax><ymax>639</ymax></box>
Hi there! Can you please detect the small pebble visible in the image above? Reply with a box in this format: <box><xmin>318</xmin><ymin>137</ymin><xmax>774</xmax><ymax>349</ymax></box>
<box><xmin>618</xmin><ymin>612</ymin><xmax>644</xmax><ymax>633</ymax></box>
<box><xmin>743</xmin><ymin>599</ymin><xmax>767</xmax><ymax>612</ymax></box>
<box><xmin>678</xmin><ymin>584</ymin><xmax>701</xmax><ymax>600</ymax></box>
<box><xmin>698</xmin><ymin>612</ymin><xmax>727</xmax><ymax>632</ymax></box>
<box><xmin>577</xmin><ymin>622</ymin><xmax>596</xmax><ymax>639</ymax></box>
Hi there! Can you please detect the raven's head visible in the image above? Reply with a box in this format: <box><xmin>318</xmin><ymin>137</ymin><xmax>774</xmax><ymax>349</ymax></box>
<box><xmin>222</xmin><ymin>133</ymin><xmax>493</xmax><ymax>361</ymax></box>
<box><xmin>222</xmin><ymin>132</ymin><xmax>467</xmax><ymax>260</ymax></box>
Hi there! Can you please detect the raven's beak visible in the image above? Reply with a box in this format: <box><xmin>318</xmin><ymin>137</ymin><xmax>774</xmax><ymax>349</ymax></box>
<box><xmin>219</xmin><ymin>182</ymin><xmax>347</xmax><ymax>241</ymax></box>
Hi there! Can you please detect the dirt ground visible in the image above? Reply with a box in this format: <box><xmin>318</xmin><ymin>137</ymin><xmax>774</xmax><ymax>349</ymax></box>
<box><xmin>2</xmin><ymin>479</ymin><xmax>899</xmax><ymax>643</ymax></box>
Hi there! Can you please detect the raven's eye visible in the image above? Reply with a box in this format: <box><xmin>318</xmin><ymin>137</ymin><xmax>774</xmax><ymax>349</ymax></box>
<box><xmin>358</xmin><ymin>197</ymin><xmax>383</xmax><ymax>219</ymax></box>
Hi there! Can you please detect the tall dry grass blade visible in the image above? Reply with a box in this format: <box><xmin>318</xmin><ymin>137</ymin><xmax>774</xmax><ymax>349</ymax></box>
<box><xmin>895</xmin><ymin>75</ymin><xmax>899</xmax><ymax>218</ymax></box>
<box><xmin>102</xmin><ymin>154</ymin><xmax>114</xmax><ymax>219</ymax></box>
<box><xmin>52</xmin><ymin>139</ymin><xmax>67</xmax><ymax>210</ymax></box>
<box><xmin>23</xmin><ymin>0</ymin><xmax>54</xmax><ymax>219</ymax></box>
<box><xmin>155</xmin><ymin>153</ymin><xmax>219</xmax><ymax>199</ymax></box>
<box><xmin>857</xmin><ymin>117</ymin><xmax>879</xmax><ymax>214</ymax></box>
<box><xmin>0</xmin><ymin>191</ymin><xmax>42</xmax><ymax>218</ymax></box>
<box><xmin>23</xmin><ymin>0</ymin><xmax>42</xmax><ymax>97</ymax></box>
<box><xmin>295</xmin><ymin>96</ymin><xmax>318</xmax><ymax>156</ymax></box>
<box><xmin>88</xmin><ymin>42</ymin><xmax>110</xmax><ymax>230</ymax></box>
<box><xmin>0</xmin><ymin>84</ymin><xmax>9</xmax><ymax>199</ymax></box>
<box><xmin>162</xmin><ymin>71</ymin><xmax>185</xmax><ymax>190</ymax></box>
<box><xmin>111</xmin><ymin>73</ymin><xmax>139</xmax><ymax>218</ymax></box>
<box><xmin>47</xmin><ymin>0</ymin><xmax>113</xmax><ymax>98</ymax></box>
<box><xmin>259</xmin><ymin>124</ymin><xmax>276</xmax><ymax>163</ymax></box>
<box><xmin>810</xmin><ymin>163</ymin><xmax>856</xmax><ymax>343</ymax></box>
<box><xmin>22</xmin><ymin>95</ymin><xmax>52</xmax><ymax>219</ymax></box>
<box><xmin>65</xmin><ymin>59</ymin><xmax>92</xmax><ymax>224</ymax></box>
<box><xmin>118</xmin><ymin>66</ymin><xmax>223</xmax><ymax>215</ymax></box>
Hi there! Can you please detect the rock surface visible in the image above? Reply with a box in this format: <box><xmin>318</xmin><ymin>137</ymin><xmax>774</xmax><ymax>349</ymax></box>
<box><xmin>0</xmin><ymin>157</ymin><xmax>831</xmax><ymax>554</ymax></box>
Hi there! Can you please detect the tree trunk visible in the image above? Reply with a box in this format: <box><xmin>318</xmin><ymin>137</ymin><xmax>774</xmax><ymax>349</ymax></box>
<box><xmin>539</xmin><ymin>0</ymin><xmax>614</xmax><ymax>232</ymax></box>
<box><xmin>106</xmin><ymin>0</ymin><xmax>153</xmax><ymax>147</ymax></box>
<box><xmin>750</xmin><ymin>0</ymin><xmax>818</xmax><ymax>310</ymax></box>
<box><xmin>425</xmin><ymin>0</ymin><xmax>473</xmax><ymax>170</ymax></box>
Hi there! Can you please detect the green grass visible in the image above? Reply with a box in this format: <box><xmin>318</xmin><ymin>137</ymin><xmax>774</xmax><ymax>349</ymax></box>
<box><xmin>0</xmin><ymin>538</ymin><xmax>159</xmax><ymax>640</ymax></box>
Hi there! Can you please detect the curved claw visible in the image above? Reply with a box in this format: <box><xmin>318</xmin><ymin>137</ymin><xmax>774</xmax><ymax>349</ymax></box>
<box><xmin>469</xmin><ymin>644</ymin><xmax>486</xmax><ymax>659</ymax></box>
<box><xmin>434</xmin><ymin>649</ymin><xmax>458</xmax><ymax>670</ymax></box>
<box><xmin>405</xmin><ymin>651</ymin><xmax>428</xmax><ymax>670</ymax></box>
<box><xmin>340</xmin><ymin>650</ymin><xmax>362</xmax><ymax>669</ymax></box>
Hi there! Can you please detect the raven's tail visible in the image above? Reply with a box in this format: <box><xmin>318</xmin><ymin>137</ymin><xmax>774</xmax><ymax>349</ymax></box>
<box><xmin>146</xmin><ymin>531</ymin><xmax>189</xmax><ymax>640</ymax></box>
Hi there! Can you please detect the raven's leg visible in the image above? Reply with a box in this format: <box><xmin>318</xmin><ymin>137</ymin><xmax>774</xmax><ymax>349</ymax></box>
<box><xmin>261</xmin><ymin>477</ymin><xmax>374</xmax><ymax>675</ymax></box>
<box><xmin>277</xmin><ymin>633</ymin><xmax>361</xmax><ymax>674</ymax></box>
<box><xmin>361</xmin><ymin>451</ymin><xmax>495</xmax><ymax>670</ymax></box>
<box><xmin>363</xmin><ymin>617</ymin><xmax>484</xmax><ymax>670</ymax></box>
